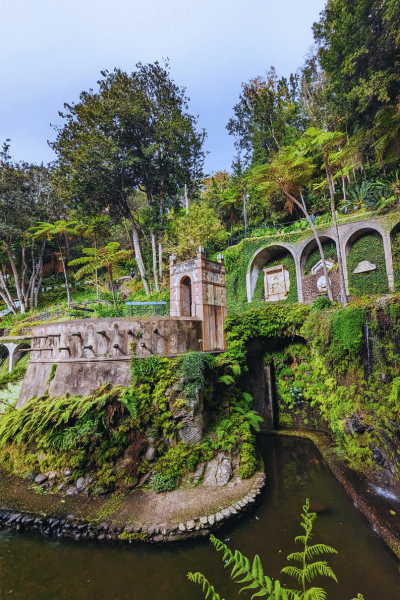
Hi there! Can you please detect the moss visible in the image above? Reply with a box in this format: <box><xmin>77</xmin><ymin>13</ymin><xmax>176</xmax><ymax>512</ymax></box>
<box><xmin>347</xmin><ymin>232</ymin><xmax>389</xmax><ymax>296</ymax></box>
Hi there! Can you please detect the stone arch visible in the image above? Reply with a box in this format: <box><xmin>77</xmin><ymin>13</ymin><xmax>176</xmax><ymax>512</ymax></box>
<box><xmin>344</xmin><ymin>226</ymin><xmax>391</xmax><ymax>295</ymax></box>
<box><xmin>180</xmin><ymin>275</ymin><xmax>193</xmax><ymax>317</ymax></box>
<box><xmin>0</xmin><ymin>341</ymin><xmax>30</xmax><ymax>373</ymax></box>
<box><xmin>298</xmin><ymin>234</ymin><xmax>338</xmax><ymax>278</ymax></box>
<box><xmin>246</xmin><ymin>243</ymin><xmax>301</xmax><ymax>303</ymax></box>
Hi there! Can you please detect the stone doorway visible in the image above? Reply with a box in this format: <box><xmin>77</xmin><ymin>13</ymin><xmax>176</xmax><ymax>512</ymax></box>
<box><xmin>181</xmin><ymin>276</ymin><xmax>192</xmax><ymax>316</ymax></box>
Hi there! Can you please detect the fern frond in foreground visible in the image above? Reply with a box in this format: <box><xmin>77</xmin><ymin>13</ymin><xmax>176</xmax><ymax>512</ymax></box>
<box><xmin>187</xmin><ymin>499</ymin><xmax>365</xmax><ymax>600</ymax></box>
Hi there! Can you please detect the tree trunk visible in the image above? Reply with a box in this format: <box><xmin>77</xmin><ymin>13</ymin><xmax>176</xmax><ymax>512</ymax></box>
<box><xmin>58</xmin><ymin>243</ymin><xmax>72</xmax><ymax>305</ymax></box>
<box><xmin>286</xmin><ymin>190</ymin><xmax>334</xmax><ymax>302</ymax></box>
<box><xmin>29</xmin><ymin>242</ymin><xmax>45</xmax><ymax>310</ymax></box>
<box><xmin>158</xmin><ymin>241</ymin><xmax>163</xmax><ymax>282</ymax></box>
<box><xmin>325</xmin><ymin>161</ymin><xmax>348</xmax><ymax>306</ymax></box>
<box><xmin>151</xmin><ymin>231</ymin><xmax>159</xmax><ymax>293</ymax></box>
<box><xmin>4</xmin><ymin>241</ymin><xmax>26</xmax><ymax>313</ymax></box>
<box><xmin>0</xmin><ymin>271</ymin><xmax>18</xmax><ymax>314</ymax></box>
<box><xmin>108</xmin><ymin>268</ymin><xmax>117</xmax><ymax>307</ymax></box>
<box><xmin>126</xmin><ymin>212</ymin><xmax>150</xmax><ymax>295</ymax></box>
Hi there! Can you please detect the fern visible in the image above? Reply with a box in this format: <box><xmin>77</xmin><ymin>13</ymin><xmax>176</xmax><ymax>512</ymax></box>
<box><xmin>187</xmin><ymin>573</ymin><xmax>226</xmax><ymax>600</ymax></box>
<box><xmin>281</xmin><ymin>499</ymin><xmax>338</xmax><ymax>599</ymax></box>
<box><xmin>209</xmin><ymin>535</ymin><xmax>287</xmax><ymax>600</ymax></box>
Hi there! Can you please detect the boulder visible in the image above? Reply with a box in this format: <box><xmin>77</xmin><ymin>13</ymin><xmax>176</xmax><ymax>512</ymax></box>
<box><xmin>216</xmin><ymin>458</ymin><xmax>232</xmax><ymax>486</ymax></box>
<box><xmin>145</xmin><ymin>446</ymin><xmax>156</xmax><ymax>462</ymax></box>
<box><xmin>34</xmin><ymin>474</ymin><xmax>48</xmax><ymax>485</ymax></box>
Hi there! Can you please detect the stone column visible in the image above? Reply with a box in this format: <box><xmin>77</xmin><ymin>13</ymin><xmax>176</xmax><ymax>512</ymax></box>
<box><xmin>3</xmin><ymin>343</ymin><xmax>24</xmax><ymax>373</ymax></box>
<box><xmin>294</xmin><ymin>253</ymin><xmax>304</xmax><ymax>303</ymax></box>
<box><xmin>383</xmin><ymin>233</ymin><xmax>395</xmax><ymax>292</ymax></box>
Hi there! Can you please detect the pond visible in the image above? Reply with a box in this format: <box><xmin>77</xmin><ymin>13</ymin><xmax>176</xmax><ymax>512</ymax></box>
<box><xmin>0</xmin><ymin>436</ymin><xmax>399</xmax><ymax>600</ymax></box>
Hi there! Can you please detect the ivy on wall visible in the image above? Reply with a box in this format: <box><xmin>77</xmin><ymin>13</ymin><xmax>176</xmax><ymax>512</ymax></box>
<box><xmin>391</xmin><ymin>229</ymin><xmax>400</xmax><ymax>291</ymax></box>
<box><xmin>347</xmin><ymin>232</ymin><xmax>389</xmax><ymax>296</ymax></box>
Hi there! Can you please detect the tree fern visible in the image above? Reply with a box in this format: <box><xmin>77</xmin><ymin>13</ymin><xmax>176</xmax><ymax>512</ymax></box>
<box><xmin>281</xmin><ymin>499</ymin><xmax>337</xmax><ymax>599</ymax></box>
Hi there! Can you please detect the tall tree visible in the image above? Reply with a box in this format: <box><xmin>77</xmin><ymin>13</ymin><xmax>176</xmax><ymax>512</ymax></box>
<box><xmin>227</xmin><ymin>68</ymin><xmax>303</xmax><ymax>167</ymax></box>
<box><xmin>0</xmin><ymin>141</ymin><xmax>49</xmax><ymax>314</ymax></box>
<box><xmin>250</xmin><ymin>147</ymin><xmax>334</xmax><ymax>301</ymax></box>
<box><xmin>75</xmin><ymin>215</ymin><xmax>110</xmax><ymax>298</ymax></box>
<box><xmin>313</xmin><ymin>0</ymin><xmax>400</xmax><ymax>134</ymax></box>
<box><xmin>51</xmin><ymin>61</ymin><xmax>206</xmax><ymax>295</ymax></box>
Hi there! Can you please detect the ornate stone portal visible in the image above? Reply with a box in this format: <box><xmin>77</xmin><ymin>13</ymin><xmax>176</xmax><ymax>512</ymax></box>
<box><xmin>263</xmin><ymin>265</ymin><xmax>290</xmax><ymax>302</ymax></box>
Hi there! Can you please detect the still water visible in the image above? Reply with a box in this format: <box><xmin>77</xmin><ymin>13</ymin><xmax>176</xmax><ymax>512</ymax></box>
<box><xmin>0</xmin><ymin>436</ymin><xmax>399</xmax><ymax>600</ymax></box>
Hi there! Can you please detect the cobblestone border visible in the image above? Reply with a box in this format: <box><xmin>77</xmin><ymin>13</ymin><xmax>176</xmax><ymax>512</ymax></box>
<box><xmin>0</xmin><ymin>472</ymin><xmax>266</xmax><ymax>544</ymax></box>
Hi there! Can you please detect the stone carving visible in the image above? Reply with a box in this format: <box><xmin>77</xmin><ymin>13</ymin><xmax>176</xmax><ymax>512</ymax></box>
<box><xmin>317</xmin><ymin>275</ymin><xmax>331</xmax><ymax>293</ymax></box>
<box><xmin>353</xmin><ymin>260</ymin><xmax>376</xmax><ymax>274</ymax></box>
<box><xmin>311</xmin><ymin>259</ymin><xmax>334</xmax><ymax>275</ymax></box>
<box><xmin>263</xmin><ymin>265</ymin><xmax>290</xmax><ymax>302</ymax></box>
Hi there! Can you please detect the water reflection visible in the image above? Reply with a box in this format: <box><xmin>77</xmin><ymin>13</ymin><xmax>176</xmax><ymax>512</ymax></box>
<box><xmin>0</xmin><ymin>436</ymin><xmax>399</xmax><ymax>600</ymax></box>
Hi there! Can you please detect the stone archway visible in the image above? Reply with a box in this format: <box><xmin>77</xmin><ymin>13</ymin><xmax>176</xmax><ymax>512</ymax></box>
<box><xmin>344</xmin><ymin>227</ymin><xmax>390</xmax><ymax>296</ymax></box>
<box><xmin>298</xmin><ymin>235</ymin><xmax>339</xmax><ymax>303</ymax></box>
<box><xmin>246</xmin><ymin>243</ymin><xmax>301</xmax><ymax>303</ymax></box>
<box><xmin>180</xmin><ymin>276</ymin><xmax>192</xmax><ymax>317</ymax></box>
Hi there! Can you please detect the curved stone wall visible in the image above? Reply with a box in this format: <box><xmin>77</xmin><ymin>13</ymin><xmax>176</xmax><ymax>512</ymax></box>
<box><xmin>17</xmin><ymin>316</ymin><xmax>202</xmax><ymax>408</ymax></box>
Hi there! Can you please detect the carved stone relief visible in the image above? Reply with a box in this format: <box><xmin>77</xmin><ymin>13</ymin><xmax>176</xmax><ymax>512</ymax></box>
<box><xmin>353</xmin><ymin>260</ymin><xmax>376</xmax><ymax>274</ymax></box>
<box><xmin>263</xmin><ymin>265</ymin><xmax>290</xmax><ymax>302</ymax></box>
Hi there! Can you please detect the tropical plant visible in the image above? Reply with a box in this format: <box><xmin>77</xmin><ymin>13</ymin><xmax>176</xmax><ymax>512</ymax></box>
<box><xmin>29</xmin><ymin>219</ymin><xmax>78</xmax><ymax>305</ymax></box>
<box><xmin>188</xmin><ymin>500</ymin><xmax>365</xmax><ymax>600</ymax></box>
<box><xmin>69</xmin><ymin>242</ymin><xmax>132</xmax><ymax>307</ymax></box>
<box><xmin>75</xmin><ymin>215</ymin><xmax>110</xmax><ymax>297</ymax></box>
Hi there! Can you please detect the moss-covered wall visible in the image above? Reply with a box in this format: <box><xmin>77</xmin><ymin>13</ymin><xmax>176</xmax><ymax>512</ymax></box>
<box><xmin>347</xmin><ymin>232</ymin><xmax>389</xmax><ymax>296</ymax></box>
<box><xmin>251</xmin><ymin>251</ymin><xmax>298</xmax><ymax>306</ymax></box>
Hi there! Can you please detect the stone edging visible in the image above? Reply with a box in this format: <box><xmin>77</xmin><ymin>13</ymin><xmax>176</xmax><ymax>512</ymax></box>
<box><xmin>0</xmin><ymin>472</ymin><xmax>266</xmax><ymax>544</ymax></box>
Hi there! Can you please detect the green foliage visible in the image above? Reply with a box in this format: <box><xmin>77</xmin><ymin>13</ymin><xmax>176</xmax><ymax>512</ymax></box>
<box><xmin>252</xmin><ymin>252</ymin><xmax>298</xmax><ymax>305</ymax></box>
<box><xmin>281</xmin><ymin>499</ymin><xmax>338</xmax><ymax>598</ymax></box>
<box><xmin>188</xmin><ymin>506</ymin><xmax>363</xmax><ymax>600</ymax></box>
<box><xmin>46</xmin><ymin>363</ymin><xmax>57</xmax><ymax>385</ymax></box>
<box><xmin>304</xmin><ymin>242</ymin><xmax>337</xmax><ymax>277</ymax></box>
<box><xmin>330</xmin><ymin>307</ymin><xmax>366</xmax><ymax>358</ymax></box>
<box><xmin>0</xmin><ymin>355</ymin><xmax>29</xmax><ymax>391</ymax></box>
<box><xmin>311</xmin><ymin>297</ymin><xmax>334</xmax><ymax>311</ymax></box>
<box><xmin>152</xmin><ymin>472</ymin><xmax>176</xmax><ymax>493</ymax></box>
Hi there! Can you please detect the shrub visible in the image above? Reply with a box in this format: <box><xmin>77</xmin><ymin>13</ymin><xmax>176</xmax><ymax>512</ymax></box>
<box><xmin>152</xmin><ymin>472</ymin><xmax>176</xmax><ymax>493</ymax></box>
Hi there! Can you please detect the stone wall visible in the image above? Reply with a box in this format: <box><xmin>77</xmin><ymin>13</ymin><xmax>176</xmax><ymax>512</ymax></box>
<box><xmin>302</xmin><ymin>270</ymin><xmax>341</xmax><ymax>304</ymax></box>
<box><xmin>17</xmin><ymin>317</ymin><xmax>202</xmax><ymax>408</ymax></box>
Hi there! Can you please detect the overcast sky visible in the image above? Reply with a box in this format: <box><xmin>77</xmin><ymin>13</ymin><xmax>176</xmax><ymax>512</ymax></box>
<box><xmin>0</xmin><ymin>0</ymin><xmax>326</xmax><ymax>174</ymax></box>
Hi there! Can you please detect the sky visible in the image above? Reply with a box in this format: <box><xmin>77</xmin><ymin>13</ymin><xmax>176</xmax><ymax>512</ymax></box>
<box><xmin>0</xmin><ymin>0</ymin><xmax>327</xmax><ymax>175</ymax></box>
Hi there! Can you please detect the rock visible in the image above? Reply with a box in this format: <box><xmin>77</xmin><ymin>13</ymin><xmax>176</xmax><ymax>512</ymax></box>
<box><xmin>34</xmin><ymin>474</ymin><xmax>48</xmax><ymax>485</ymax></box>
<box><xmin>152</xmin><ymin>534</ymin><xmax>164</xmax><ymax>543</ymax></box>
<box><xmin>37</xmin><ymin>453</ymin><xmax>47</xmax><ymax>462</ymax></box>
<box><xmin>222</xmin><ymin>508</ymin><xmax>231</xmax><ymax>518</ymax></box>
<box><xmin>125</xmin><ymin>523</ymin><xmax>141</xmax><ymax>534</ymax></box>
<box><xmin>208</xmin><ymin>514</ymin><xmax>215</xmax><ymax>526</ymax></box>
<box><xmin>46</xmin><ymin>471</ymin><xmax>57</xmax><ymax>480</ymax></box>
<box><xmin>186</xmin><ymin>520</ymin><xmax>196</xmax><ymax>531</ymax></box>
<box><xmin>138</xmin><ymin>472</ymin><xmax>151</xmax><ymax>486</ymax></box>
<box><xmin>215</xmin><ymin>512</ymin><xmax>224</xmax><ymax>522</ymax></box>
<box><xmin>76</xmin><ymin>477</ymin><xmax>86</xmax><ymax>491</ymax></box>
<box><xmin>192</xmin><ymin>463</ymin><xmax>205</xmax><ymax>484</ymax></box>
<box><xmin>93</xmin><ymin>487</ymin><xmax>107</xmax><ymax>495</ymax></box>
<box><xmin>147</xmin><ymin>524</ymin><xmax>159</xmax><ymax>536</ymax></box>
<box><xmin>65</xmin><ymin>486</ymin><xmax>79</xmax><ymax>496</ymax></box>
<box><xmin>178</xmin><ymin>522</ymin><xmax>186</xmax><ymax>532</ymax></box>
<box><xmin>145</xmin><ymin>446</ymin><xmax>156</xmax><ymax>462</ymax></box>
<box><xmin>200</xmin><ymin>516</ymin><xmax>208</xmax><ymax>525</ymax></box>
<box><xmin>202</xmin><ymin>458</ymin><xmax>219</xmax><ymax>487</ymax></box>
<box><xmin>119</xmin><ymin>479</ymin><xmax>138</xmax><ymax>491</ymax></box>
<box><xmin>216</xmin><ymin>458</ymin><xmax>232</xmax><ymax>486</ymax></box>
<box><xmin>116</xmin><ymin>459</ymin><xmax>131</xmax><ymax>473</ymax></box>
<box><xmin>97</xmin><ymin>534</ymin><xmax>106</xmax><ymax>541</ymax></box>
<box><xmin>371</xmin><ymin>446</ymin><xmax>386</xmax><ymax>467</ymax></box>
<box><xmin>63</xmin><ymin>468</ymin><xmax>72</xmax><ymax>477</ymax></box>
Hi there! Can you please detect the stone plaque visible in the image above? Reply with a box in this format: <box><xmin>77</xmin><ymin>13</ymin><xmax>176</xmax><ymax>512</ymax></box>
<box><xmin>263</xmin><ymin>265</ymin><xmax>290</xmax><ymax>302</ymax></box>
<box><xmin>317</xmin><ymin>275</ymin><xmax>331</xmax><ymax>293</ymax></box>
<box><xmin>353</xmin><ymin>260</ymin><xmax>376</xmax><ymax>274</ymax></box>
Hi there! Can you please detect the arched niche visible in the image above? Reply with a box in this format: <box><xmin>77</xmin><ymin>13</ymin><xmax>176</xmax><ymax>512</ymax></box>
<box><xmin>345</xmin><ymin>227</ymin><xmax>389</xmax><ymax>296</ymax></box>
<box><xmin>180</xmin><ymin>275</ymin><xmax>192</xmax><ymax>317</ymax></box>
<box><xmin>246</xmin><ymin>244</ymin><xmax>298</xmax><ymax>304</ymax></box>
<box><xmin>299</xmin><ymin>235</ymin><xmax>338</xmax><ymax>278</ymax></box>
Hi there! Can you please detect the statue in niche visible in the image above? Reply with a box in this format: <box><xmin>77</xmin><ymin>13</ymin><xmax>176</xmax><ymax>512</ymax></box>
<box><xmin>263</xmin><ymin>265</ymin><xmax>290</xmax><ymax>302</ymax></box>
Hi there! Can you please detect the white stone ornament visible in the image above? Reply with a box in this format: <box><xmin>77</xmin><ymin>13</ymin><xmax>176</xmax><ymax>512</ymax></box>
<box><xmin>263</xmin><ymin>265</ymin><xmax>290</xmax><ymax>302</ymax></box>
<box><xmin>353</xmin><ymin>260</ymin><xmax>376</xmax><ymax>274</ymax></box>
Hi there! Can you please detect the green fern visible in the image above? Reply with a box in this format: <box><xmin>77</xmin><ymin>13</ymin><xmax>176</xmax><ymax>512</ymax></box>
<box><xmin>281</xmin><ymin>499</ymin><xmax>338</xmax><ymax>599</ymax></box>
<box><xmin>187</xmin><ymin>573</ymin><xmax>226</xmax><ymax>600</ymax></box>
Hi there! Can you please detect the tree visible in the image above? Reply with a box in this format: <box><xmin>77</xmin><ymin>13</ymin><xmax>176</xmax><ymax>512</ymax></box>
<box><xmin>249</xmin><ymin>147</ymin><xmax>334</xmax><ymax>302</ymax></box>
<box><xmin>30</xmin><ymin>220</ymin><xmax>77</xmax><ymax>305</ymax></box>
<box><xmin>0</xmin><ymin>141</ymin><xmax>50</xmax><ymax>314</ymax></box>
<box><xmin>69</xmin><ymin>242</ymin><xmax>132</xmax><ymax>307</ymax></box>
<box><xmin>227</xmin><ymin>68</ymin><xmax>303</xmax><ymax>167</ymax></box>
<box><xmin>372</xmin><ymin>106</ymin><xmax>400</xmax><ymax>166</ymax></box>
<box><xmin>298</xmin><ymin>128</ymin><xmax>357</xmax><ymax>306</ymax></box>
<box><xmin>313</xmin><ymin>0</ymin><xmax>400</xmax><ymax>134</ymax></box>
<box><xmin>51</xmin><ymin>61</ymin><xmax>206</xmax><ymax>296</ymax></box>
<box><xmin>75</xmin><ymin>215</ymin><xmax>110</xmax><ymax>298</ymax></box>
<box><xmin>165</xmin><ymin>204</ymin><xmax>227</xmax><ymax>261</ymax></box>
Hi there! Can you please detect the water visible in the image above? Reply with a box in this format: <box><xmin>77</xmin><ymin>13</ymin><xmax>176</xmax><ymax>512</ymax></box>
<box><xmin>0</xmin><ymin>436</ymin><xmax>399</xmax><ymax>600</ymax></box>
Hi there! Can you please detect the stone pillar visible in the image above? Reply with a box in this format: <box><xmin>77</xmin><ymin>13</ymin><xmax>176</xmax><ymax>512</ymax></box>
<box><xmin>383</xmin><ymin>233</ymin><xmax>395</xmax><ymax>292</ymax></box>
<box><xmin>294</xmin><ymin>253</ymin><xmax>304</xmax><ymax>303</ymax></box>
<box><xmin>3</xmin><ymin>343</ymin><xmax>24</xmax><ymax>373</ymax></box>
